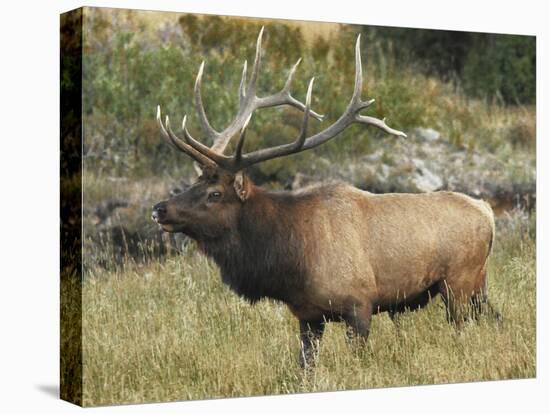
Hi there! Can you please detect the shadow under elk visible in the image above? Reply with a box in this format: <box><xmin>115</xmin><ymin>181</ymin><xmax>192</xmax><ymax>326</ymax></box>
<box><xmin>152</xmin><ymin>28</ymin><xmax>500</xmax><ymax>368</ymax></box>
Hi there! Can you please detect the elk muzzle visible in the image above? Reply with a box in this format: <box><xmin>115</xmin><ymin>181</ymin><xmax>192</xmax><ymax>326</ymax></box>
<box><xmin>152</xmin><ymin>201</ymin><xmax>168</xmax><ymax>223</ymax></box>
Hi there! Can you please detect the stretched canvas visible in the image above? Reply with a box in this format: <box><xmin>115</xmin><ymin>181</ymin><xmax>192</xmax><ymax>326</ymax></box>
<box><xmin>60</xmin><ymin>6</ymin><xmax>536</xmax><ymax>407</ymax></box>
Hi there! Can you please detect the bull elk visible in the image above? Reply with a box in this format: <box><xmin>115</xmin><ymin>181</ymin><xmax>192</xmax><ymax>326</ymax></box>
<box><xmin>152</xmin><ymin>28</ymin><xmax>499</xmax><ymax>367</ymax></box>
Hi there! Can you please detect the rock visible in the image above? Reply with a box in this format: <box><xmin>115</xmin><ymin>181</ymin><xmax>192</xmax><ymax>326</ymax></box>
<box><xmin>408</xmin><ymin>158</ymin><xmax>443</xmax><ymax>192</ymax></box>
<box><xmin>377</xmin><ymin>164</ymin><xmax>390</xmax><ymax>182</ymax></box>
<box><xmin>308</xmin><ymin>127</ymin><xmax>534</xmax><ymax>212</ymax></box>
<box><xmin>412</xmin><ymin>165</ymin><xmax>444</xmax><ymax>192</ymax></box>
<box><xmin>411</xmin><ymin>158</ymin><xmax>425</xmax><ymax>170</ymax></box>
<box><xmin>413</xmin><ymin>127</ymin><xmax>441</xmax><ymax>142</ymax></box>
<box><xmin>364</xmin><ymin>149</ymin><xmax>384</xmax><ymax>163</ymax></box>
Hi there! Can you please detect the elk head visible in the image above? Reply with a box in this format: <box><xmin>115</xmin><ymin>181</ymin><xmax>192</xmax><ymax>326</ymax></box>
<box><xmin>152</xmin><ymin>165</ymin><xmax>253</xmax><ymax>238</ymax></box>
<box><xmin>152</xmin><ymin>27</ymin><xmax>406</xmax><ymax>239</ymax></box>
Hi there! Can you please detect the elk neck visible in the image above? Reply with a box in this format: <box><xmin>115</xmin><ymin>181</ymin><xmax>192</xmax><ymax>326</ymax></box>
<box><xmin>199</xmin><ymin>186</ymin><xmax>307</xmax><ymax>304</ymax></box>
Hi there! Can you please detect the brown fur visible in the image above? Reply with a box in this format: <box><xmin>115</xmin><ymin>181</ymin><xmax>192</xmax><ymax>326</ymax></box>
<box><xmin>152</xmin><ymin>168</ymin><xmax>497</xmax><ymax>367</ymax></box>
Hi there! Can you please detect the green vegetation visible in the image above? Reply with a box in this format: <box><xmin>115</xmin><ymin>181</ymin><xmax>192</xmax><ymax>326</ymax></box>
<box><xmin>82</xmin><ymin>8</ymin><xmax>535</xmax><ymax>180</ymax></box>
<box><xmin>363</xmin><ymin>27</ymin><xmax>536</xmax><ymax>105</ymax></box>
<box><xmin>81</xmin><ymin>210</ymin><xmax>535</xmax><ymax>406</ymax></box>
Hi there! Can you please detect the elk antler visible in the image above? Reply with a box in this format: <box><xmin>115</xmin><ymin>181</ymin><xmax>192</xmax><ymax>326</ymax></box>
<box><xmin>191</xmin><ymin>26</ymin><xmax>323</xmax><ymax>155</ymax></box>
<box><xmin>156</xmin><ymin>106</ymin><xmax>217</xmax><ymax>168</ymax></box>
<box><xmin>157</xmin><ymin>30</ymin><xmax>406</xmax><ymax>172</ymax></box>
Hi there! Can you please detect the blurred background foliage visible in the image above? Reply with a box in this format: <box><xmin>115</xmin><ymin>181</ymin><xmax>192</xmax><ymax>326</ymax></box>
<box><xmin>364</xmin><ymin>27</ymin><xmax>536</xmax><ymax>105</ymax></box>
<box><xmin>81</xmin><ymin>8</ymin><xmax>535</xmax><ymax>182</ymax></box>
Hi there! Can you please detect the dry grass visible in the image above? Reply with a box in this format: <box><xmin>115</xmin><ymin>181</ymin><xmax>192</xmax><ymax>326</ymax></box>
<box><xmin>81</xmin><ymin>211</ymin><xmax>535</xmax><ymax>407</ymax></box>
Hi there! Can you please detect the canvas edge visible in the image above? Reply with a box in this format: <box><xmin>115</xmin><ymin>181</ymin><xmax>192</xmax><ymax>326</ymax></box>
<box><xmin>60</xmin><ymin>6</ymin><xmax>84</xmax><ymax>407</ymax></box>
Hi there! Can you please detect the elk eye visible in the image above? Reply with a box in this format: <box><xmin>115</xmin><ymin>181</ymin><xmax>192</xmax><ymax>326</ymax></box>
<box><xmin>208</xmin><ymin>191</ymin><xmax>222</xmax><ymax>202</ymax></box>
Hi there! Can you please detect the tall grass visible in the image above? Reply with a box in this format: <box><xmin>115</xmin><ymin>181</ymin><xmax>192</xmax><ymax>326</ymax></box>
<box><xmin>81</xmin><ymin>210</ymin><xmax>535</xmax><ymax>406</ymax></box>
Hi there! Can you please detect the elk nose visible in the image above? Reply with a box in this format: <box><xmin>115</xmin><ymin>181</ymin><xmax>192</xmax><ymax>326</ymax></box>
<box><xmin>152</xmin><ymin>202</ymin><xmax>167</xmax><ymax>222</ymax></box>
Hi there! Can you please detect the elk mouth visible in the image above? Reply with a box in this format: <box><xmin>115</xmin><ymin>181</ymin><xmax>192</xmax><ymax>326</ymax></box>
<box><xmin>152</xmin><ymin>201</ymin><xmax>182</xmax><ymax>232</ymax></box>
<box><xmin>158</xmin><ymin>223</ymin><xmax>178</xmax><ymax>233</ymax></box>
<box><xmin>151</xmin><ymin>211</ymin><xmax>177</xmax><ymax>233</ymax></box>
<box><xmin>151</xmin><ymin>215</ymin><xmax>179</xmax><ymax>233</ymax></box>
<box><xmin>156</xmin><ymin>221</ymin><xmax>184</xmax><ymax>234</ymax></box>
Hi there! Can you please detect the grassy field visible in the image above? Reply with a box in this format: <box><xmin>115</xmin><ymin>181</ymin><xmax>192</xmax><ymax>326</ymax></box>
<box><xmin>81</xmin><ymin>209</ymin><xmax>535</xmax><ymax>407</ymax></box>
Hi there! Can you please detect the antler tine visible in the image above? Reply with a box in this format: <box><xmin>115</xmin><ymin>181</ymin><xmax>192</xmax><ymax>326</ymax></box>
<box><xmin>194</xmin><ymin>61</ymin><xmax>220</xmax><ymax>141</ymax></box>
<box><xmin>239</xmin><ymin>60</ymin><xmax>248</xmax><ymax>103</ymax></box>
<box><xmin>352</xmin><ymin>35</ymin><xmax>377</xmax><ymax>111</ymax></box>
<box><xmin>181</xmin><ymin>112</ymin><xmax>252</xmax><ymax>171</ymax></box>
<box><xmin>284</xmin><ymin>58</ymin><xmax>301</xmax><ymax>92</ymax></box>
<box><xmin>156</xmin><ymin>106</ymin><xmax>174</xmax><ymax>148</ymax></box>
<box><xmin>178</xmin><ymin>118</ymin><xmax>231</xmax><ymax>166</ymax></box>
<box><xmin>156</xmin><ymin>106</ymin><xmax>216</xmax><ymax>167</ymax></box>
<box><xmin>355</xmin><ymin>115</ymin><xmax>407</xmax><ymax>137</ymax></box>
<box><xmin>165</xmin><ymin>114</ymin><xmax>218</xmax><ymax>167</ymax></box>
<box><xmin>234</xmin><ymin>114</ymin><xmax>252</xmax><ymax>162</ymax></box>
<box><xmin>294</xmin><ymin>77</ymin><xmax>314</xmax><ymax>150</ymax></box>
<box><xmin>255</xmin><ymin>58</ymin><xmax>323</xmax><ymax>121</ymax></box>
<box><xmin>246</xmin><ymin>26</ymin><xmax>264</xmax><ymax>96</ymax></box>
<box><xmin>353</xmin><ymin>34</ymin><xmax>363</xmax><ymax>102</ymax></box>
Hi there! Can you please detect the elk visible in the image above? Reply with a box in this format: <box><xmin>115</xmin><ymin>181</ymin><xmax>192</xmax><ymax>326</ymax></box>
<box><xmin>152</xmin><ymin>28</ymin><xmax>499</xmax><ymax>368</ymax></box>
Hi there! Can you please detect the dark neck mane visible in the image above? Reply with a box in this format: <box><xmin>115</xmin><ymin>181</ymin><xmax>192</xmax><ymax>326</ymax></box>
<box><xmin>199</xmin><ymin>189</ymin><xmax>306</xmax><ymax>304</ymax></box>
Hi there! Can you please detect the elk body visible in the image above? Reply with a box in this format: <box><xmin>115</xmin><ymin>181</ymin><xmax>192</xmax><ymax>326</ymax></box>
<box><xmin>152</xmin><ymin>29</ymin><xmax>499</xmax><ymax>367</ymax></box>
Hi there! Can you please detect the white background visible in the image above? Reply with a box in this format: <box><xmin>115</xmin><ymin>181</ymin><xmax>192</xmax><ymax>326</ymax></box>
<box><xmin>0</xmin><ymin>0</ymin><xmax>547</xmax><ymax>412</ymax></box>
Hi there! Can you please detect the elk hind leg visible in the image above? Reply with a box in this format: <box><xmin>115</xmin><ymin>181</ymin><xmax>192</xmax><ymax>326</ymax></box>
<box><xmin>438</xmin><ymin>280</ymin><xmax>470</xmax><ymax>328</ymax></box>
<box><xmin>470</xmin><ymin>267</ymin><xmax>502</xmax><ymax>323</ymax></box>
<box><xmin>299</xmin><ymin>319</ymin><xmax>325</xmax><ymax>369</ymax></box>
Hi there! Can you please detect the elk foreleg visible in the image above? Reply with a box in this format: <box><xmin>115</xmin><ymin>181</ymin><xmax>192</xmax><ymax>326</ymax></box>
<box><xmin>344</xmin><ymin>303</ymin><xmax>373</xmax><ymax>345</ymax></box>
<box><xmin>388</xmin><ymin>310</ymin><xmax>402</xmax><ymax>328</ymax></box>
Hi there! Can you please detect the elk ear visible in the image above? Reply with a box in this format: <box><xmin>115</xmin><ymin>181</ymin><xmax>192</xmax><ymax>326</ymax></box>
<box><xmin>233</xmin><ymin>171</ymin><xmax>250</xmax><ymax>202</ymax></box>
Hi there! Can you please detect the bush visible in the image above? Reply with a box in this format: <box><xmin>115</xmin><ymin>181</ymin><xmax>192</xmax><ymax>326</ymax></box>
<box><xmin>362</xmin><ymin>26</ymin><xmax>535</xmax><ymax>105</ymax></box>
<box><xmin>463</xmin><ymin>35</ymin><xmax>536</xmax><ymax>105</ymax></box>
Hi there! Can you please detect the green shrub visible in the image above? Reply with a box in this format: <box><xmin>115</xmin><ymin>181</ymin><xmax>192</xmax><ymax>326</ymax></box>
<box><xmin>463</xmin><ymin>35</ymin><xmax>536</xmax><ymax>105</ymax></box>
<box><xmin>363</xmin><ymin>26</ymin><xmax>535</xmax><ymax>105</ymax></box>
